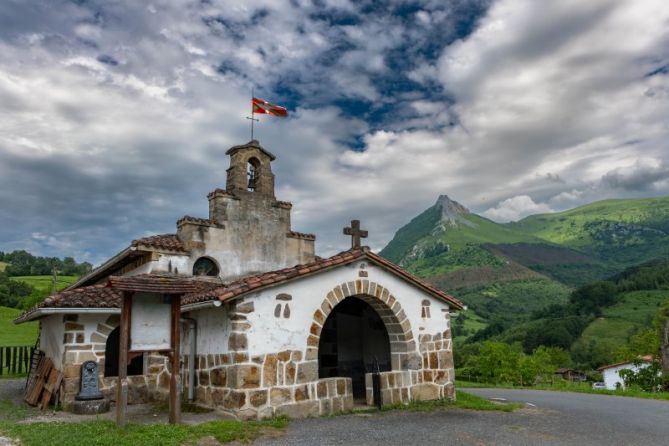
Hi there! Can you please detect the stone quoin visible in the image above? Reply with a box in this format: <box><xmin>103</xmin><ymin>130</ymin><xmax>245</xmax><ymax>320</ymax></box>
<box><xmin>15</xmin><ymin>140</ymin><xmax>463</xmax><ymax>419</ymax></box>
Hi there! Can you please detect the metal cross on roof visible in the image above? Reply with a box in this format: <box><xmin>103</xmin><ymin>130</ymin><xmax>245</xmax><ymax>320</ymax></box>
<box><xmin>343</xmin><ymin>219</ymin><xmax>368</xmax><ymax>248</ymax></box>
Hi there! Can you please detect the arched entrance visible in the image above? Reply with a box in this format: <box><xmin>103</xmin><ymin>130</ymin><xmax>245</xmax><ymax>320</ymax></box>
<box><xmin>104</xmin><ymin>327</ymin><xmax>144</xmax><ymax>377</ymax></box>
<box><xmin>318</xmin><ymin>296</ymin><xmax>391</xmax><ymax>399</ymax></box>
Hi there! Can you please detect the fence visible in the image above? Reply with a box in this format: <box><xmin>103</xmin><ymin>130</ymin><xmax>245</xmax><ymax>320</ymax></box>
<box><xmin>0</xmin><ymin>345</ymin><xmax>34</xmax><ymax>376</ymax></box>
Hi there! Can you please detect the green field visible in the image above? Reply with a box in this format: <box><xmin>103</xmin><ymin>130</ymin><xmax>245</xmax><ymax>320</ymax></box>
<box><xmin>12</xmin><ymin>275</ymin><xmax>78</xmax><ymax>296</ymax></box>
<box><xmin>0</xmin><ymin>261</ymin><xmax>7</xmax><ymax>272</ymax></box>
<box><xmin>0</xmin><ymin>306</ymin><xmax>38</xmax><ymax>346</ymax></box>
<box><xmin>0</xmin><ymin>276</ymin><xmax>78</xmax><ymax>345</ymax></box>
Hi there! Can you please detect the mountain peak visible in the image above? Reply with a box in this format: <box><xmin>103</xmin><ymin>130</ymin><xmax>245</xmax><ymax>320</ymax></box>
<box><xmin>435</xmin><ymin>195</ymin><xmax>472</xmax><ymax>227</ymax></box>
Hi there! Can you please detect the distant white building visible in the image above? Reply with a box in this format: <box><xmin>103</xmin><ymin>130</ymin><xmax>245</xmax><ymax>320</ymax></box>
<box><xmin>597</xmin><ymin>355</ymin><xmax>654</xmax><ymax>390</ymax></box>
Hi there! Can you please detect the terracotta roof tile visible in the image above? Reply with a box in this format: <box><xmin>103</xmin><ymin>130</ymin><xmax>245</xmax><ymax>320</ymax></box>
<box><xmin>107</xmin><ymin>274</ymin><xmax>219</xmax><ymax>294</ymax></box>
<box><xmin>15</xmin><ymin>275</ymin><xmax>221</xmax><ymax>323</ymax></box>
<box><xmin>287</xmin><ymin>231</ymin><xmax>316</xmax><ymax>240</ymax></box>
<box><xmin>131</xmin><ymin>234</ymin><xmax>187</xmax><ymax>252</ymax></box>
<box><xmin>181</xmin><ymin>248</ymin><xmax>464</xmax><ymax>310</ymax></box>
<box><xmin>15</xmin><ymin>285</ymin><xmax>122</xmax><ymax>323</ymax></box>
<box><xmin>16</xmin><ymin>248</ymin><xmax>463</xmax><ymax>324</ymax></box>
<box><xmin>176</xmin><ymin>216</ymin><xmax>216</xmax><ymax>227</ymax></box>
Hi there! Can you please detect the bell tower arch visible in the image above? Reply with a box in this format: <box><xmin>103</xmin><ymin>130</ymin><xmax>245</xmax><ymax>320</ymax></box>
<box><xmin>225</xmin><ymin>140</ymin><xmax>276</xmax><ymax>198</ymax></box>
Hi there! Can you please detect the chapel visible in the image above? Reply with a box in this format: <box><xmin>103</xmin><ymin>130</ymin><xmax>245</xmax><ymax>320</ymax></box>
<box><xmin>16</xmin><ymin>140</ymin><xmax>462</xmax><ymax>419</ymax></box>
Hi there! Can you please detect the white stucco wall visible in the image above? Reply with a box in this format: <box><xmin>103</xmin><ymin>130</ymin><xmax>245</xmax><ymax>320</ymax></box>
<box><xmin>184</xmin><ymin>306</ymin><xmax>230</xmax><ymax>355</ymax></box>
<box><xmin>77</xmin><ymin>314</ymin><xmax>112</xmax><ymax>340</ymax></box>
<box><xmin>40</xmin><ymin>315</ymin><xmax>65</xmax><ymax>369</ymax></box>
<box><xmin>602</xmin><ymin>362</ymin><xmax>651</xmax><ymax>390</ymax></box>
<box><xmin>125</xmin><ymin>254</ymin><xmax>191</xmax><ymax>276</ymax></box>
<box><xmin>241</xmin><ymin>259</ymin><xmax>453</xmax><ymax>357</ymax></box>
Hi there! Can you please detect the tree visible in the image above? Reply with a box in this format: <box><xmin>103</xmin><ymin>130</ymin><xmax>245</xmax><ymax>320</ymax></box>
<box><xmin>615</xmin><ymin>329</ymin><xmax>659</xmax><ymax>362</ymax></box>
<box><xmin>0</xmin><ymin>272</ymin><xmax>34</xmax><ymax>308</ymax></box>
<box><xmin>618</xmin><ymin>359</ymin><xmax>663</xmax><ymax>392</ymax></box>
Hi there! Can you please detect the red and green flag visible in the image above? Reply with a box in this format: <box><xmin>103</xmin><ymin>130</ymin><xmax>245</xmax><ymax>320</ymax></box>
<box><xmin>252</xmin><ymin>97</ymin><xmax>288</xmax><ymax>117</ymax></box>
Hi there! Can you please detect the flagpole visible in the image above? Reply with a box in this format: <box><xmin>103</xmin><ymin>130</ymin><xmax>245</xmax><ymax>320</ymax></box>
<box><xmin>251</xmin><ymin>88</ymin><xmax>254</xmax><ymax>140</ymax></box>
<box><xmin>246</xmin><ymin>88</ymin><xmax>259</xmax><ymax>141</ymax></box>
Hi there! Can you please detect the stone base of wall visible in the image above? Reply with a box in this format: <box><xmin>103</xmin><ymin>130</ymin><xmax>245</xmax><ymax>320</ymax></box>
<box><xmin>191</xmin><ymin>350</ymin><xmax>356</xmax><ymax>420</ymax></box>
<box><xmin>196</xmin><ymin>373</ymin><xmax>353</xmax><ymax>420</ymax></box>
<box><xmin>365</xmin><ymin>370</ymin><xmax>455</xmax><ymax>406</ymax></box>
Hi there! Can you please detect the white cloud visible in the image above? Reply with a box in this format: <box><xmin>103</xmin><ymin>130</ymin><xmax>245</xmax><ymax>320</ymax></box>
<box><xmin>0</xmin><ymin>0</ymin><xmax>668</xmax><ymax>265</ymax></box>
<box><xmin>482</xmin><ymin>195</ymin><xmax>553</xmax><ymax>222</ymax></box>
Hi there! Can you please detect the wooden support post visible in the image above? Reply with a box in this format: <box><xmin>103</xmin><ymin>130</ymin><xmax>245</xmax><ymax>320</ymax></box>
<box><xmin>169</xmin><ymin>294</ymin><xmax>181</xmax><ymax>424</ymax></box>
<box><xmin>116</xmin><ymin>291</ymin><xmax>132</xmax><ymax>427</ymax></box>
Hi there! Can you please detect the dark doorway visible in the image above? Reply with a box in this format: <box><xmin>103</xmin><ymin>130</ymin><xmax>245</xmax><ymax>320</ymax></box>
<box><xmin>104</xmin><ymin>327</ymin><xmax>144</xmax><ymax>377</ymax></box>
<box><xmin>318</xmin><ymin>297</ymin><xmax>391</xmax><ymax>399</ymax></box>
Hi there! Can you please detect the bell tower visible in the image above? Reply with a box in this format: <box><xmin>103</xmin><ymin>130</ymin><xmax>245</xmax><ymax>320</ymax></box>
<box><xmin>225</xmin><ymin>140</ymin><xmax>276</xmax><ymax>198</ymax></box>
<box><xmin>175</xmin><ymin>139</ymin><xmax>315</xmax><ymax>279</ymax></box>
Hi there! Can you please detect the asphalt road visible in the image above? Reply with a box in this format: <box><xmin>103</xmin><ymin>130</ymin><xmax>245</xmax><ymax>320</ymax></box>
<box><xmin>256</xmin><ymin>389</ymin><xmax>669</xmax><ymax>446</ymax></box>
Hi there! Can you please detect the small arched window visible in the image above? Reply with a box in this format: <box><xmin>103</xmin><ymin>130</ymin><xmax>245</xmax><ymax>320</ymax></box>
<box><xmin>193</xmin><ymin>257</ymin><xmax>219</xmax><ymax>277</ymax></box>
<box><xmin>247</xmin><ymin>157</ymin><xmax>261</xmax><ymax>191</ymax></box>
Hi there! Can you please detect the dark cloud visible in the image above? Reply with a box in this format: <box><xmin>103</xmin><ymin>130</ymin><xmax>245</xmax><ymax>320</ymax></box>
<box><xmin>96</xmin><ymin>54</ymin><xmax>118</xmax><ymax>65</ymax></box>
<box><xmin>602</xmin><ymin>161</ymin><xmax>669</xmax><ymax>191</ymax></box>
<box><xmin>0</xmin><ymin>0</ymin><xmax>668</xmax><ymax>265</ymax></box>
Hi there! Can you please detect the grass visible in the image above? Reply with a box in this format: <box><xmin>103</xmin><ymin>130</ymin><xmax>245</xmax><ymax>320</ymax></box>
<box><xmin>354</xmin><ymin>390</ymin><xmax>521</xmax><ymax>414</ymax></box>
<box><xmin>449</xmin><ymin>390</ymin><xmax>522</xmax><ymax>411</ymax></box>
<box><xmin>12</xmin><ymin>275</ymin><xmax>78</xmax><ymax>296</ymax></box>
<box><xmin>0</xmin><ymin>261</ymin><xmax>7</xmax><ymax>272</ymax></box>
<box><xmin>457</xmin><ymin>380</ymin><xmax>669</xmax><ymax>401</ymax></box>
<box><xmin>0</xmin><ymin>408</ymin><xmax>288</xmax><ymax>446</ymax></box>
<box><xmin>0</xmin><ymin>306</ymin><xmax>38</xmax><ymax>345</ymax></box>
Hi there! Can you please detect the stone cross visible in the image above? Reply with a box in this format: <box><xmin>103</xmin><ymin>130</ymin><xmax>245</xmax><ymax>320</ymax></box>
<box><xmin>343</xmin><ymin>219</ymin><xmax>368</xmax><ymax>248</ymax></box>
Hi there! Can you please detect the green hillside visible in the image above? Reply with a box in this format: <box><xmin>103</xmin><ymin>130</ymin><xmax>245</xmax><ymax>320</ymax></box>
<box><xmin>510</xmin><ymin>196</ymin><xmax>669</xmax><ymax>267</ymax></box>
<box><xmin>571</xmin><ymin>288</ymin><xmax>669</xmax><ymax>367</ymax></box>
<box><xmin>454</xmin><ymin>278</ymin><xmax>571</xmax><ymax>326</ymax></box>
<box><xmin>380</xmin><ymin>196</ymin><xmax>539</xmax><ymax>280</ymax></box>
<box><xmin>380</xmin><ymin>194</ymin><xmax>669</xmax><ymax>351</ymax></box>
<box><xmin>0</xmin><ymin>306</ymin><xmax>38</xmax><ymax>345</ymax></box>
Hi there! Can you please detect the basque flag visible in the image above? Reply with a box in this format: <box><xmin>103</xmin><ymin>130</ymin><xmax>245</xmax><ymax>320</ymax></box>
<box><xmin>252</xmin><ymin>97</ymin><xmax>288</xmax><ymax>117</ymax></box>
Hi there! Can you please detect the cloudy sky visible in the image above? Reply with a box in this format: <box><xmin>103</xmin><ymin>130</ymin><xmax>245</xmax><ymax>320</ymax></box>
<box><xmin>1</xmin><ymin>0</ymin><xmax>668</xmax><ymax>265</ymax></box>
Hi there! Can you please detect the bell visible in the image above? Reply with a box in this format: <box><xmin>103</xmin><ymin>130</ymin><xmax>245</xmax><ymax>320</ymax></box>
<box><xmin>247</xmin><ymin>177</ymin><xmax>256</xmax><ymax>190</ymax></box>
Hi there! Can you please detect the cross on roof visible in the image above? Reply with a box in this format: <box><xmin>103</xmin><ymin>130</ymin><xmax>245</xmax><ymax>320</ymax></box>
<box><xmin>343</xmin><ymin>219</ymin><xmax>368</xmax><ymax>248</ymax></box>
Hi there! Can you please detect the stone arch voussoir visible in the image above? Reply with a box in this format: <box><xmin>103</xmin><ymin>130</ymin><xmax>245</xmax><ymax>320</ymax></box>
<box><xmin>307</xmin><ymin>280</ymin><xmax>417</xmax><ymax>371</ymax></box>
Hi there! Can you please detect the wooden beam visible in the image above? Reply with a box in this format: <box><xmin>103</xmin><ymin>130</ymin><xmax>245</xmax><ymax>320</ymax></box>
<box><xmin>116</xmin><ymin>291</ymin><xmax>132</xmax><ymax>427</ymax></box>
<box><xmin>169</xmin><ymin>294</ymin><xmax>181</xmax><ymax>424</ymax></box>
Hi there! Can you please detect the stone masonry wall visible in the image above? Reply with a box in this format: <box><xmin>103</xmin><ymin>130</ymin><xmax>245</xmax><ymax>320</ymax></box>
<box><xmin>59</xmin><ymin>314</ymin><xmax>169</xmax><ymax>410</ymax></box>
<box><xmin>193</xmin><ymin>351</ymin><xmax>353</xmax><ymax>419</ymax></box>
<box><xmin>364</xmin><ymin>330</ymin><xmax>455</xmax><ymax>406</ymax></box>
<box><xmin>186</xmin><ymin>298</ymin><xmax>353</xmax><ymax>419</ymax></box>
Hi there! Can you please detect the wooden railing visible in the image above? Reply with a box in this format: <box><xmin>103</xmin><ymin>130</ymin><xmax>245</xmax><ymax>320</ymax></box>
<box><xmin>0</xmin><ymin>345</ymin><xmax>34</xmax><ymax>376</ymax></box>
